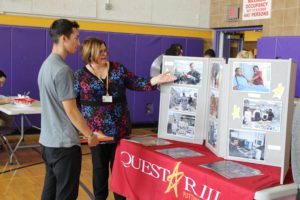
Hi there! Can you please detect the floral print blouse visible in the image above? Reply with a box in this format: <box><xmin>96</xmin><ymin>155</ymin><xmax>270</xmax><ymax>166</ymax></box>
<box><xmin>74</xmin><ymin>61</ymin><xmax>157</xmax><ymax>141</ymax></box>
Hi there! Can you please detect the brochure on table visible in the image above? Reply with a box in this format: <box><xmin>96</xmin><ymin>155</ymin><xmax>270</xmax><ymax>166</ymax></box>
<box><xmin>201</xmin><ymin>160</ymin><xmax>263</xmax><ymax>179</ymax></box>
<box><xmin>127</xmin><ymin>135</ymin><xmax>172</xmax><ymax>146</ymax></box>
<box><xmin>158</xmin><ymin>56</ymin><xmax>209</xmax><ymax>144</ymax></box>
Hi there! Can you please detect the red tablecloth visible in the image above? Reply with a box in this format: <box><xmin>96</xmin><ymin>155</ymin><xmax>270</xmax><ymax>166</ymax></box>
<box><xmin>110</xmin><ymin>136</ymin><xmax>290</xmax><ymax>200</ymax></box>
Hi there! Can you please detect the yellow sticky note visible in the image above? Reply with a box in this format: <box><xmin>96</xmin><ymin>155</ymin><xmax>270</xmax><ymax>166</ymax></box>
<box><xmin>232</xmin><ymin>105</ymin><xmax>240</xmax><ymax>120</ymax></box>
<box><xmin>273</xmin><ymin>83</ymin><xmax>285</xmax><ymax>99</ymax></box>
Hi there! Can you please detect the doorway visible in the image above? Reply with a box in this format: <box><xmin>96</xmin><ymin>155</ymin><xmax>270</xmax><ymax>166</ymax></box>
<box><xmin>214</xmin><ymin>26</ymin><xmax>263</xmax><ymax>61</ymax></box>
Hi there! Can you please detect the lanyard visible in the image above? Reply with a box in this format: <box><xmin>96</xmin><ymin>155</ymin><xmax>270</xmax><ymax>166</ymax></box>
<box><xmin>88</xmin><ymin>62</ymin><xmax>110</xmax><ymax>95</ymax></box>
<box><xmin>105</xmin><ymin>62</ymin><xmax>109</xmax><ymax>96</ymax></box>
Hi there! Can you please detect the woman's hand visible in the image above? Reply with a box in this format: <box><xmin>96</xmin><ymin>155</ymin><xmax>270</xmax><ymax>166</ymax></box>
<box><xmin>150</xmin><ymin>70</ymin><xmax>177</xmax><ymax>86</ymax></box>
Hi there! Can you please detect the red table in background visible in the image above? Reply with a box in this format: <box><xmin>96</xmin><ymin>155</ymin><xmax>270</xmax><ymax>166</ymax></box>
<box><xmin>110</xmin><ymin>136</ymin><xmax>291</xmax><ymax>200</ymax></box>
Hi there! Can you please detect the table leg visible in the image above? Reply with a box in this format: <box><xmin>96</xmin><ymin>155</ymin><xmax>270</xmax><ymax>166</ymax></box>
<box><xmin>9</xmin><ymin>114</ymin><xmax>24</xmax><ymax>164</ymax></box>
<box><xmin>24</xmin><ymin>115</ymin><xmax>40</xmax><ymax>130</ymax></box>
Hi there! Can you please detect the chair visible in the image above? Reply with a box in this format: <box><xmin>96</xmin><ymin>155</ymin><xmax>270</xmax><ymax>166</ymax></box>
<box><xmin>0</xmin><ymin>126</ymin><xmax>19</xmax><ymax>165</ymax></box>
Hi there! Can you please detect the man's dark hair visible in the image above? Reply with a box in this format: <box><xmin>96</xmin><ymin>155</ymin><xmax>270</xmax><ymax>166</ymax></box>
<box><xmin>0</xmin><ymin>70</ymin><xmax>7</xmax><ymax>78</ymax></box>
<box><xmin>204</xmin><ymin>49</ymin><xmax>216</xmax><ymax>58</ymax></box>
<box><xmin>49</xmin><ymin>19</ymin><xmax>79</xmax><ymax>44</ymax></box>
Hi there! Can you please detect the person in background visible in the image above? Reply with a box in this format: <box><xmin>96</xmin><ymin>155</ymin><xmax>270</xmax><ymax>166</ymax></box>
<box><xmin>204</xmin><ymin>49</ymin><xmax>216</xmax><ymax>58</ymax></box>
<box><xmin>0</xmin><ymin>70</ymin><xmax>14</xmax><ymax>127</ymax></box>
<box><xmin>150</xmin><ymin>43</ymin><xmax>183</xmax><ymax>77</ymax></box>
<box><xmin>75</xmin><ymin>37</ymin><xmax>176</xmax><ymax>200</ymax></box>
<box><xmin>236</xmin><ymin>49</ymin><xmax>254</xmax><ymax>59</ymax></box>
<box><xmin>38</xmin><ymin>19</ymin><xmax>99</xmax><ymax>200</ymax></box>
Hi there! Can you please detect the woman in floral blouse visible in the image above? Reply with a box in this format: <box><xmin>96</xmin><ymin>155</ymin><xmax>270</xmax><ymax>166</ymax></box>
<box><xmin>75</xmin><ymin>37</ymin><xmax>176</xmax><ymax>200</ymax></box>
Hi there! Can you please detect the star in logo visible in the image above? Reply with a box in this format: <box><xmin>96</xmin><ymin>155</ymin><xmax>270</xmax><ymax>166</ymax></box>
<box><xmin>273</xmin><ymin>83</ymin><xmax>285</xmax><ymax>99</ymax></box>
<box><xmin>232</xmin><ymin>105</ymin><xmax>240</xmax><ymax>120</ymax></box>
<box><xmin>165</xmin><ymin>162</ymin><xmax>184</xmax><ymax>198</ymax></box>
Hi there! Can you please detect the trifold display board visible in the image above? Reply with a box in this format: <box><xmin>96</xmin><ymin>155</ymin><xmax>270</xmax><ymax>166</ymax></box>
<box><xmin>158</xmin><ymin>56</ymin><xmax>296</xmax><ymax>184</ymax></box>
<box><xmin>224</xmin><ymin>58</ymin><xmax>296</xmax><ymax>184</ymax></box>
<box><xmin>205</xmin><ymin>58</ymin><xmax>227</xmax><ymax>156</ymax></box>
<box><xmin>158</xmin><ymin>56</ymin><xmax>209</xmax><ymax>144</ymax></box>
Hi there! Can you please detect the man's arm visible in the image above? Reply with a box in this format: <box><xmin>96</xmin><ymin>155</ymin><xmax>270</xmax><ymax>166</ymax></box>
<box><xmin>62</xmin><ymin>98</ymin><xmax>98</xmax><ymax>147</ymax></box>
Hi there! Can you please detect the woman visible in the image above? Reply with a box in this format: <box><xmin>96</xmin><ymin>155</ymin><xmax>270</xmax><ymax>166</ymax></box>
<box><xmin>75</xmin><ymin>37</ymin><xmax>176</xmax><ymax>200</ymax></box>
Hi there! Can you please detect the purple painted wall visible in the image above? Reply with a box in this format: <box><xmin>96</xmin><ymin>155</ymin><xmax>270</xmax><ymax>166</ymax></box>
<box><xmin>257</xmin><ymin>36</ymin><xmax>300</xmax><ymax>97</ymax></box>
<box><xmin>134</xmin><ymin>35</ymin><xmax>161</xmax><ymax>123</ymax></box>
<box><xmin>0</xmin><ymin>24</ymin><xmax>204</xmax><ymax>126</ymax></box>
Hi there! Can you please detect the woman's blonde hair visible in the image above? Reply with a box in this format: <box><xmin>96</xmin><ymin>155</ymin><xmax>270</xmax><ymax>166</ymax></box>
<box><xmin>236</xmin><ymin>50</ymin><xmax>254</xmax><ymax>59</ymax></box>
<box><xmin>81</xmin><ymin>37</ymin><xmax>106</xmax><ymax>64</ymax></box>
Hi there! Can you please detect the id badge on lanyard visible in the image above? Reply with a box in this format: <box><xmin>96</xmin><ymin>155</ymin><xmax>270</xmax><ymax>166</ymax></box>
<box><xmin>102</xmin><ymin>95</ymin><xmax>112</xmax><ymax>103</ymax></box>
<box><xmin>102</xmin><ymin>63</ymin><xmax>112</xmax><ymax>103</ymax></box>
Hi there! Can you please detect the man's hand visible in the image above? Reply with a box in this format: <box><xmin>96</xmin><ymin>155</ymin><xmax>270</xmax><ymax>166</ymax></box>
<box><xmin>88</xmin><ymin>134</ymin><xmax>99</xmax><ymax>147</ymax></box>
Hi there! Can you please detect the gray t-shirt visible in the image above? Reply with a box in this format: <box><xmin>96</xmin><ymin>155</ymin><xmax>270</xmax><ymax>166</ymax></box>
<box><xmin>292</xmin><ymin>102</ymin><xmax>300</xmax><ymax>186</ymax></box>
<box><xmin>38</xmin><ymin>53</ymin><xmax>80</xmax><ymax>147</ymax></box>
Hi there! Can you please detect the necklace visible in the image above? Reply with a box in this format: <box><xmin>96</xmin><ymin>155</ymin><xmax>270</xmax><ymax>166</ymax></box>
<box><xmin>87</xmin><ymin>64</ymin><xmax>108</xmax><ymax>82</ymax></box>
<box><xmin>87</xmin><ymin>63</ymin><xmax>110</xmax><ymax>96</ymax></box>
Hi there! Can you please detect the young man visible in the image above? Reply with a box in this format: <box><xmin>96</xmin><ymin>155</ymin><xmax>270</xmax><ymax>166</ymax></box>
<box><xmin>0</xmin><ymin>70</ymin><xmax>14</xmax><ymax>126</ymax></box>
<box><xmin>38</xmin><ymin>19</ymin><xmax>99</xmax><ymax>200</ymax></box>
<box><xmin>292</xmin><ymin>103</ymin><xmax>300</xmax><ymax>199</ymax></box>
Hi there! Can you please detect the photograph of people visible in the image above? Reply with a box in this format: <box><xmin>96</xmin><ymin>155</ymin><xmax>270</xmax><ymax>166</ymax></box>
<box><xmin>209</xmin><ymin>92</ymin><xmax>219</xmax><ymax>119</ymax></box>
<box><xmin>232</xmin><ymin>62</ymin><xmax>271</xmax><ymax>92</ymax></box>
<box><xmin>229</xmin><ymin>130</ymin><xmax>265</xmax><ymax>161</ymax></box>
<box><xmin>169</xmin><ymin>87</ymin><xmax>198</xmax><ymax>112</ymax></box>
<box><xmin>210</xmin><ymin>63</ymin><xmax>220</xmax><ymax>89</ymax></box>
<box><xmin>251</xmin><ymin>65</ymin><xmax>264</xmax><ymax>85</ymax></box>
<box><xmin>174</xmin><ymin>60</ymin><xmax>203</xmax><ymax>85</ymax></box>
<box><xmin>242</xmin><ymin>99</ymin><xmax>282</xmax><ymax>132</ymax></box>
<box><xmin>208</xmin><ymin>121</ymin><xmax>218</xmax><ymax>148</ymax></box>
<box><xmin>232</xmin><ymin>67</ymin><xmax>269</xmax><ymax>92</ymax></box>
<box><xmin>167</xmin><ymin>112</ymin><xmax>195</xmax><ymax>139</ymax></box>
<box><xmin>185</xmin><ymin>62</ymin><xmax>201</xmax><ymax>84</ymax></box>
<box><xmin>74</xmin><ymin>37</ymin><xmax>176</xmax><ymax>200</ymax></box>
